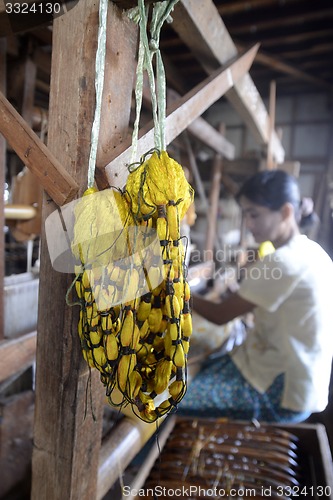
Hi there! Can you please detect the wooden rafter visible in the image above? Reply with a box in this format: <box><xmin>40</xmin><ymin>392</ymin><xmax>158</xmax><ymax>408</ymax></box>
<box><xmin>104</xmin><ymin>44</ymin><xmax>259</xmax><ymax>188</ymax></box>
<box><xmin>229</xmin><ymin>7</ymin><xmax>333</xmax><ymax>36</ymax></box>
<box><xmin>217</xmin><ymin>0</ymin><xmax>303</xmax><ymax>16</ymax></box>
<box><xmin>0</xmin><ymin>91</ymin><xmax>79</xmax><ymax>205</ymax></box>
<box><xmin>261</xmin><ymin>29</ymin><xmax>333</xmax><ymax>48</ymax></box>
<box><xmin>238</xmin><ymin>45</ymin><xmax>333</xmax><ymax>92</ymax></box>
<box><xmin>171</xmin><ymin>0</ymin><xmax>284</xmax><ymax>162</ymax></box>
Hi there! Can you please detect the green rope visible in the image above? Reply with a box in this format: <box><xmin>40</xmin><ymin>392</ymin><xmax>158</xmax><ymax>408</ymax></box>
<box><xmin>151</xmin><ymin>0</ymin><xmax>179</xmax><ymax>151</ymax></box>
<box><xmin>130</xmin><ymin>4</ymin><xmax>147</xmax><ymax>164</ymax></box>
<box><xmin>87</xmin><ymin>0</ymin><xmax>108</xmax><ymax>189</ymax></box>
<box><xmin>139</xmin><ymin>0</ymin><xmax>161</xmax><ymax>150</ymax></box>
<box><xmin>129</xmin><ymin>0</ymin><xmax>179</xmax><ymax>163</ymax></box>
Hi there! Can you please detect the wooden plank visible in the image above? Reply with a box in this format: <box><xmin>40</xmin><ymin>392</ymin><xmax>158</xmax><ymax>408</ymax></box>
<box><xmin>166</xmin><ymin>87</ymin><xmax>235</xmax><ymax>160</ymax></box>
<box><xmin>188</xmin><ymin>116</ymin><xmax>234</xmax><ymax>160</ymax></box>
<box><xmin>218</xmin><ymin>0</ymin><xmax>283</xmax><ymax>15</ymax></box>
<box><xmin>253</xmin><ymin>49</ymin><xmax>333</xmax><ymax>91</ymax></box>
<box><xmin>0</xmin><ymin>38</ymin><xmax>5</xmax><ymax>340</ymax></box>
<box><xmin>126</xmin><ymin>416</ymin><xmax>176</xmax><ymax>493</ymax></box>
<box><xmin>0</xmin><ymin>331</ymin><xmax>37</xmax><ymax>383</ymax></box>
<box><xmin>183</xmin><ymin>132</ymin><xmax>209</xmax><ymax>211</ymax></box>
<box><xmin>105</xmin><ymin>44</ymin><xmax>259</xmax><ymax>188</ymax></box>
<box><xmin>95</xmin><ymin>1</ymin><xmax>138</xmax><ymax>188</ymax></box>
<box><xmin>0</xmin><ymin>91</ymin><xmax>79</xmax><ymax>205</ymax></box>
<box><xmin>31</xmin><ymin>0</ymin><xmax>107</xmax><ymax>498</ymax></box>
<box><xmin>97</xmin><ymin>415</ymin><xmax>173</xmax><ymax>499</ymax></box>
<box><xmin>171</xmin><ymin>0</ymin><xmax>284</xmax><ymax>163</ymax></box>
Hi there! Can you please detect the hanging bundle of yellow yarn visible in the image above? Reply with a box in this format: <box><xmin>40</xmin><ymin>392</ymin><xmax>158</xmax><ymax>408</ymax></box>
<box><xmin>71</xmin><ymin>153</ymin><xmax>194</xmax><ymax>422</ymax></box>
<box><xmin>125</xmin><ymin>150</ymin><xmax>193</xmax><ymax>223</ymax></box>
<box><xmin>69</xmin><ymin>0</ymin><xmax>195</xmax><ymax>423</ymax></box>
<box><xmin>117</xmin><ymin>149</ymin><xmax>194</xmax><ymax>421</ymax></box>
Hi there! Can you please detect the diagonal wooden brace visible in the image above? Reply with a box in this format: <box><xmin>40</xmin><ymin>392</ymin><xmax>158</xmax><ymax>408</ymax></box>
<box><xmin>0</xmin><ymin>91</ymin><xmax>79</xmax><ymax>206</ymax></box>
<box><xmin>104</xmin><ymin>44</ymin><xmax>259</xmax><ymax>188</ymax></box>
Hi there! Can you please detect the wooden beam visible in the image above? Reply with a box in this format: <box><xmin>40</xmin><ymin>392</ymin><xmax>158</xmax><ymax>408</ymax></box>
<box><xmin>21</xmin><ymin>57</ymin><xmax>37</xmax><ymax>124</ymax></box>
<box><xmin>183</xmin><ymin>132</ymin><xmax>209</xmax><ymax>211</ymax></box>
<box><xmin>217</xmin><ymin>0</ymin><xmax>295</xmax><ymax>15</ymax></box>
<box><xmin>143</xmin><ymin>80</ymin><xmax>235</xmax><ymax>160</ymax></box>
<box><xmin>105</xmin><ymin>44</ymin><xmax>258</xmax><ymax>188</ymax></box>
<box><xmin>0</xmin><ymin>38</ymin><xmax>5</xmax><ymax>340</ymax></box>
<box><xmin>253</xmin><ymin>48</ymin><xmax>333</xmax><ymax>92</ymax></box>
<box><xmin>229</xmin><ymin>8</ymin><xmax>333</xmax><ymax>36</ymax></box>
<box><xmin>266</xmin><ymin>80</ymin><xmax>276</xmax><ymax>170</ymax></box>
<box><xmin>171</xmin><ymin>0</ymin><xmax>284</xmax><ymax>163</ymax></box>
<box><xmin>205</xmin><ymin>124</ymin><xmax>224</xmax><ymax>259</ymax></box>
<box><xmin>31</xmin><ymin>0</ymin><xmax>106</xmax><ymax>498</ymax></box>
<box><xmin>0</xmin><ymin>91</ymin><xmax>79</xmax><ymax>205</ymax></box>
<box><xmin>97</xmin><ymin>416</ymin><xmax>171</xmax><ymax>499</ymax></box>
<box><xmin>188</xmin><ymin>116</ymin><xmax>235</xmax><ymax>160</ymax></box>
<box><xmin>166</xmin><ymin>87</ymin><xmax>235</xmax><ymax>160</ymax></box>
<box><xmin>0</xmin><ymin>331</ymin><xmax>37</xmax><ymax>383</ymax></box>
<box><xmin>125</xmin><ymin>416</ymin><xmax>176</xmax><ymax>494</ymax></box>
<box><xmin>262</xmin><ymin>29</ymin><xmax>333</xmax><ymax>49</ymax></box>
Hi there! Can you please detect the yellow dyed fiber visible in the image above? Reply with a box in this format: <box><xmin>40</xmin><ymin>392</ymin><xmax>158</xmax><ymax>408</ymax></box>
<box><xmin>72</xmin><ymin>187</ymin><xmax>134</xmax><ymax>267</ymax></box>
<box><xmin>125</xmin><ymin>150</ymin><xmax>194</xmax><ymax>220</ymax></box>
<box><xmin>258</xmin><ymin>240</ymin><xmax>275</xmax><ymax>259</ymax></box>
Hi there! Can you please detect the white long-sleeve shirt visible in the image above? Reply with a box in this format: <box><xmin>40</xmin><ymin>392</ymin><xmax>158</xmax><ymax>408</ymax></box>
<box><xmin>232</xmin><ymin>235</ymin><xmax>333</xmax><ymax>412</ymax></box>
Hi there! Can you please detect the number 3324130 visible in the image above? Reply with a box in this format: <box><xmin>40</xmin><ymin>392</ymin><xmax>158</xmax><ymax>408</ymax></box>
<box><xmin>5</xmin><ymin>3</ymin><xmax>61</xmax><ymax>14</ymax></box>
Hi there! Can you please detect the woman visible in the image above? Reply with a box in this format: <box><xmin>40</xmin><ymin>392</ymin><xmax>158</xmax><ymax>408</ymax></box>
<box><xmin>180</xmin><ymin>169</ymin><xmax>333</xmax><ymax>423</ymax></box>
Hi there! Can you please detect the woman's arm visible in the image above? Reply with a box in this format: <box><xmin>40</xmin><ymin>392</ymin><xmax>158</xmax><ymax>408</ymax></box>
<box><xmin>192</xmin><ymin>291</ymin><xmax>255</xmax><ymax>326</ymax></box>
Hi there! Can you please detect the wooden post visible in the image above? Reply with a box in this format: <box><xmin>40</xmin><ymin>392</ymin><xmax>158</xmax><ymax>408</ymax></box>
<box><xmin>205</xmin><ymin>124</ymin><xmax>225</xmax><ymax>261</ymax></box>
<box><xmin>21</xmin><ymin>57</ymin><xmax>37</xmax><ymax>125</ymax></box>
<box><xmin>31</xmin><ymin>1</ymin><xmax>108</xmax><ymax>498</ymax></box>
<box><xmin>183</xmin><ymin>132</ymin><xmax>209</xmax><ymax>211</ymax></box>
<box><xmin>266</xmin><ymin>80</ymin><xmax>277</xmax><ymax>170</ymax></box>
<box><xmin>0</xmin><ymin>37</ymin><xmax>6</xmax><ymax>340</ymax></box>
